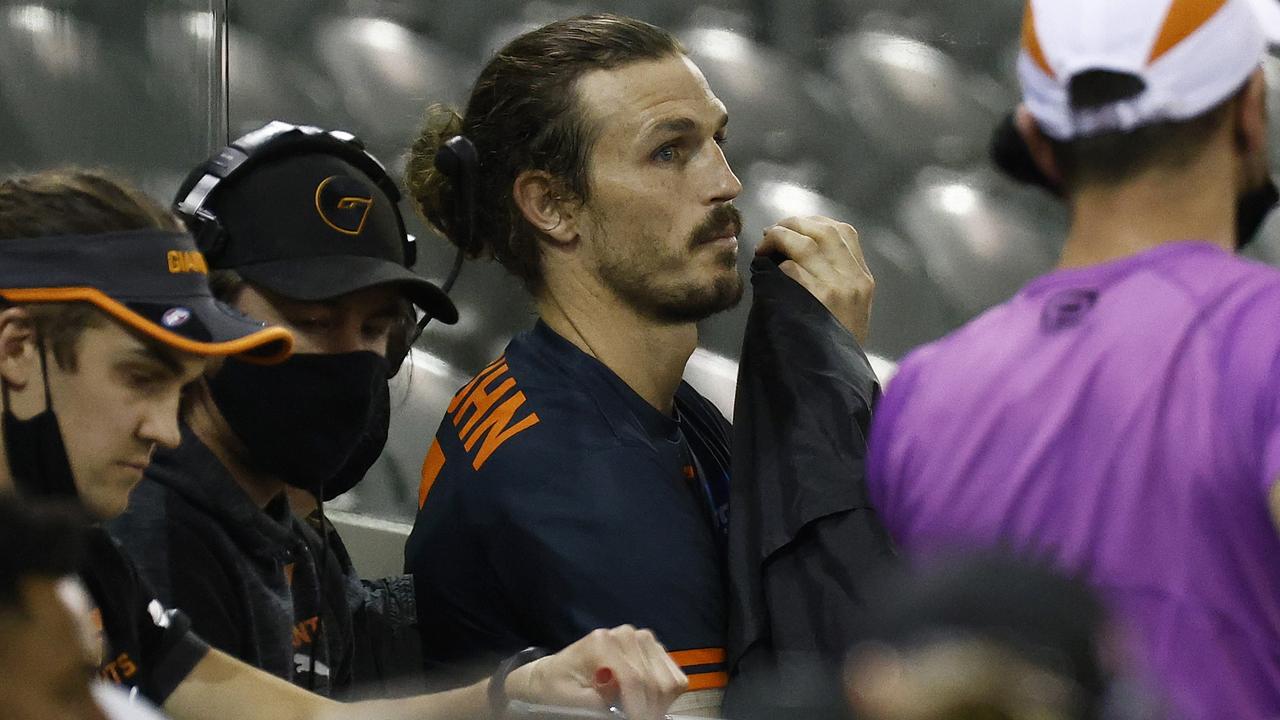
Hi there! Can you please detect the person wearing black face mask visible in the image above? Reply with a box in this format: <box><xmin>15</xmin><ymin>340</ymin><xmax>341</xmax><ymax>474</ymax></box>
<box><xmin>108</xmin><ymin>144</ymin><xmax>459</xmax><ymax>697</ymax></box>
<box><xmin>0</xmin><ymin>165</ymin><xmax>691</xmax><ymax>720</ymax></box>
<box><xmin>0</xmin><ymin>167</ymin><xmax>294</xmax><ymax>714</ymax></box>
<box><xmin>109</xmin><ymin>129</ymin><xmax>690</xmax><ymax>718</ymax></box>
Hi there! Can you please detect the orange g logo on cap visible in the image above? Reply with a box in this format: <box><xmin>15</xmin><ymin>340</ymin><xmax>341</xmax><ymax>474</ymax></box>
<box><xmin>315</xmin><ymin>175</ymin><xmax>375</xmax><ymax>236</ymax></box>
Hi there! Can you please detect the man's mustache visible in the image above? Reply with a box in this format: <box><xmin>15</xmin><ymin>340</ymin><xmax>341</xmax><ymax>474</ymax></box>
<box><xmin>690</xmin><ymin>203</ymin><xmax>743</xmax><ymax>247</ymax></box>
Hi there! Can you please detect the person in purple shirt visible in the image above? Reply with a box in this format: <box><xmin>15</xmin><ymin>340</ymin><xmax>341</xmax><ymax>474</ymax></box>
<box><xmin>867</xmin><ymin>0</ymin><xmax>1280</xmax><ymax>718</ymax></box>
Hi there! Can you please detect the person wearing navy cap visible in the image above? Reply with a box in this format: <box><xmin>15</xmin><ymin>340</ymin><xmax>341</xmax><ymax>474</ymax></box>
<box><xmin>109</xmin><ymin>123</ymin><xmax>455</xmax><ymax>697</ymax></box>
<box><xmin>108</xmin><ymin>122</ymin><xmax>686</xmax><ymax>717</ymax></box>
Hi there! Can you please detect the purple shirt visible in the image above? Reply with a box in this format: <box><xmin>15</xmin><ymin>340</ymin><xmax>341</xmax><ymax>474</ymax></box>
<box><xmin>868</xmin><ymin>242</ymin><xmax>1280</xmax><ymax>719</ymax></box>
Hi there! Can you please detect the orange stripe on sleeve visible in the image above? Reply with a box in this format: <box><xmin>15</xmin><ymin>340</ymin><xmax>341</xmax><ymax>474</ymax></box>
<box><xmin>669</xmin><ymin>648</ymin><xmax>729</xmax><ymax>690</ymax></box>
<box><xmin>418</xmin><ymin>439</ymin><xmax>446</xmax><ymax>509</ymax></box>
<box><xmin>1149</xmin><ymin>0</ymin><xmax>1229</xmax><ymax>62</ymax></box>
<box><xmin>669</xmin><ymin>647</ymin><xmax>727</xmax><ymax>668</ymax></box>
<box><xmin>1020</xmin><ymin>1</ymin><xmax>1055</xmax><ymax>78</ymax></box>
<box><xmin>685</xmin><ymin>671</ymin><xmax>729</xmax><ymax>691</ymax></box>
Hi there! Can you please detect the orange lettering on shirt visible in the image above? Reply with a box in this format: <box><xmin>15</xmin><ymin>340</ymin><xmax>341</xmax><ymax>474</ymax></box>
<box><xmin>99</xmin><ymin>653</ymin><xmax>138</xmax><ymax>684</ymax></box>
<box><xmin>418</xmin><ymin>439</ymin><xmax>446</xmax><ymax>509</ymax></box>
<box><xmin>447</xmin><ymin>357</ymin><xmax>507</xmax><ymax>415</ymax></box>
<box><xmin>453</xmin><ymin>364</ymin><xmax>516</xmax><ymax>438</ymax></box>
<box><xmin>462</xmin><ymin>391</ymin><xmax>540</xmax><ymax>470</ymax></box>
<box><xmin>292</xmin><ymin>616</ymin><xmax>319</xmax><ymax>648</ymax></box>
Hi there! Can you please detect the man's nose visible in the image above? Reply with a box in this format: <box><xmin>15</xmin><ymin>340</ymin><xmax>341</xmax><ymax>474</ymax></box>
<box><xmin>707</xmin><ymin>143</ymin><xmax>742</xmax><ymax>204</ymax></box>
<box><xmin>138</xmin><ymin>392</ymin><xmax>183</xmax><ymax>450</ymax></box>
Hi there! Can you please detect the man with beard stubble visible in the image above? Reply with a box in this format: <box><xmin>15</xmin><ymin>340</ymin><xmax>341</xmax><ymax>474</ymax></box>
<box><xmin>403</xmin><ymin>14</ymin><xmax>875</xmax><ymax>715</ymax></box>
<box><xmin>0</xmin><ymin>168</ymin><xmax>697</xmax><ymax>720</ymax></box>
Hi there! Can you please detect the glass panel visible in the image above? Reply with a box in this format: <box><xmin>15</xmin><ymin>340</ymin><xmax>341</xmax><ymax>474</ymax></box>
<box><xmin>0</xmin><ymin>0</ymin><xmax>227</xmax><ymax>199</ymax></box>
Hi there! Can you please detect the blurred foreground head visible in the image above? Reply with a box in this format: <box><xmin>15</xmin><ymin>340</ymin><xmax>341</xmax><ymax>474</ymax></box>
<box><xmin>0</xmin><ymin>495</ymin><xmax>101</xmax><ymax>720</ymax></box>
<box><xmin>846</xmin><ymin>553</ymin><xmax>1120</xmax><ymax>720</ymax></box>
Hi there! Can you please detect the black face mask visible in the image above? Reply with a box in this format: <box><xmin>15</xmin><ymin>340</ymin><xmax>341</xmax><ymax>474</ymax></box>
<box><xmin>1236</xmin><ymin>176</ymin><xmax>1280</xmax><ymax>250</ymax></box>
<box><xmin>207</xmin><ymin>351</ymin><xmax>390</xmax><ymax>497</ymax></box>
<box><xmin>2</xmin><ymin>338</ymin><xmax>77</xmax><ymax>500</ymax></box>
<box><xmin>321</xmin><ymin>375</ymin><xmax>390</xmax><ymax>501</ymax></box>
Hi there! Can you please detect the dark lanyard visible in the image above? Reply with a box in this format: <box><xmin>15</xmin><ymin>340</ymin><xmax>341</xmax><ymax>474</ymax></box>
<box><xmin>676</xmin><ymin>426</ymin><xmax>730</xmax><ymax>548</ymax></box>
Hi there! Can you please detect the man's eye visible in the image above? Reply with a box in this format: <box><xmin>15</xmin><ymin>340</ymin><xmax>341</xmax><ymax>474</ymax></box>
<box><xmin>363</xmin><ymin>320</ymin><xmax>394</xmax><ymax>339</ymax></box>
<box><xmin>126</xmin><ymin>371</ymin><xmax>163</xmax><ymax>389</ymax></box>
<box><xmin>714</xmin><ymin>133</ymin><xmax>728</xmax><ymax>147</ymax></box>
<box><xmin>653</xmin><ymin>145</ymin><xmax>678</xmax><ymax>163</ymax></box>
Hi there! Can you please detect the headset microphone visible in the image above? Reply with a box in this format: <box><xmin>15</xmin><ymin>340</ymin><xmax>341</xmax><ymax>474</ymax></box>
<box><xmin>395</xmin><ymin>134</ymin><xmax>477</xmax><ymax>355</ymax></box>
<box><xmin>432</xmin><ymin>134</ymin><xmax>479</xmax><ymax>293</ymax></box>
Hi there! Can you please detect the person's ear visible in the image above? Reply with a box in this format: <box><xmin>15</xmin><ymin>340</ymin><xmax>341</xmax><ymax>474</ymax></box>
<box><xmin>1234</xmin><ymin>68</ymin><xmax>1268</xmax><ymax>159</ymax></box>
<box><xmin>512</xmin><ymin>170</ymin><xmax>580</xmax><ymax>247</ymax></box>
<box><xmin>1015</xmin><ymin>104</ymin><xmax>1065</xmax><ymax>189</ymax></box>
<box><xmin>0</xmin><ymin>307</ymin><xmax>37</xmax><ymax>390</ymax></box>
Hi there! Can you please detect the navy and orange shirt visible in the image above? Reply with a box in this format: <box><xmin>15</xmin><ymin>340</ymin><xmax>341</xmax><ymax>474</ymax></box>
<box><xmin>405</xmin><ymin>320</ymin><xmax>732</xmax><ymax>692</ymax></box>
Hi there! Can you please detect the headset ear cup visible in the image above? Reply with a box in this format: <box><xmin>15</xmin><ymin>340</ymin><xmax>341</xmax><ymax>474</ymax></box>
<box><xmin>193</xmin><ymin>221</ymin><xmax>227</xmax><ymax>265</ymax></box>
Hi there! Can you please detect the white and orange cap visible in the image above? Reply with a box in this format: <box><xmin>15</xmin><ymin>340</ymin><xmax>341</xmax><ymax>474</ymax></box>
<box><xmin>1019</xmin><ymin>0</ymin><xmax>1280</xmax><ymax>140</ymax></box>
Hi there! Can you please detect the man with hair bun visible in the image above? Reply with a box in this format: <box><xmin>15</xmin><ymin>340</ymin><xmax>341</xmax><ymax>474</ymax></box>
<box><xmin>403</xmin><ymin>13</ymin><xmax>875</xmax><ymax>714</ymax></box>
<box><xmin>868</xmin><ymin>0</ymin><xmax>1280</xmax><ymax>717</ymax></box>
<box><xmin>0</xmin><ymin>167</ymin><xmax>687</xmax><ymax>720</ymax></box>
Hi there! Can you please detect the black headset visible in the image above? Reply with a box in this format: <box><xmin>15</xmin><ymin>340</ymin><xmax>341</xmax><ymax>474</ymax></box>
<box><xmin>174</xmin><ymin>121</ymin><xmax>477</xmax><ymax>372</ymax></box>
<box><xmin>174</xmin><ymin>120</ymin><xmax>418</xmax><ymax>267</ymax></box>
<box><xmin>431</xmin><ymin>134</ymin><xmax>480</xmax><ymax>258</ymax></box>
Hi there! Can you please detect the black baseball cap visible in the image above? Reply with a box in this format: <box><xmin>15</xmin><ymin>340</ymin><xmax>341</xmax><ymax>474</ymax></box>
<box><xmin>0</xmin><ymin>230</ymin><xmax>294</xmax><ymax>362</ymax></box>
<box><xmin>204</xmin><ymin>152</ymin><xmax>458</xmax><ymax>324</ymax></box>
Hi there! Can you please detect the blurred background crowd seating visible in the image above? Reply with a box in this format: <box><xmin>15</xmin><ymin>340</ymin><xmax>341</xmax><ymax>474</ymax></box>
<box><xmin>3</xmin><ymin>0</ymin><xmax>1278</xmax><ymax>534</ymax></box>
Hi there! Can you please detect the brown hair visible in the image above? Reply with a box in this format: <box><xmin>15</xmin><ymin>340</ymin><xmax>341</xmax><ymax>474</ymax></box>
<box><xmin>404</xmin><ymin>14</ymin><xmax>684</xmax><ymax>293</ymax></box>
<box><xmin>1051</xmin><ymin>71</ymin><xmax>1240</xmax><ymax>190</ymax></box>
<box><xmin>0</xmin><ymin>169</ymin><xmax>183</xmax><ymax>368</ymax></box>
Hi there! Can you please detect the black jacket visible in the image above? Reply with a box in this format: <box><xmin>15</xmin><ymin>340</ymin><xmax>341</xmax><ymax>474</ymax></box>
<box><xmin>109</xmin><ymin>427</ymin><xmax>422</xmax><ymax>697</ymax></box>
<box><xmin>81</xmin><ymin>527</ymin><xmax>209</xmax><ymax>704</ymax></box>
<box><xmin>724</xmin><ymin>258</ymin><xmax>896</xmax><ymax>715</ymax></box>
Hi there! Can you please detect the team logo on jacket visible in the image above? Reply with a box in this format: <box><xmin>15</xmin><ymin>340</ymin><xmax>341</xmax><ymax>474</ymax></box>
<box><xmin>314</xmin><ymin>175</ymin><xmax>374</xmax><ymax>236</ymax></box>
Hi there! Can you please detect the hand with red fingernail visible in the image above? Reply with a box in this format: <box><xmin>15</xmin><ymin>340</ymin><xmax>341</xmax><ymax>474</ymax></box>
<box><xmin>505</xmin><ymin>626</ymin><xmax>687</xmax><ymax>720</ymax></box>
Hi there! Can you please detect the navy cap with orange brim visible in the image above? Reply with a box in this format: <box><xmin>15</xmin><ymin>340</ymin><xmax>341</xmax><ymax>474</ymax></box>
<box><xmin>0</xmin><ymin>229</ymin><xmax>293</xmax><ymax>363</ymax></box>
